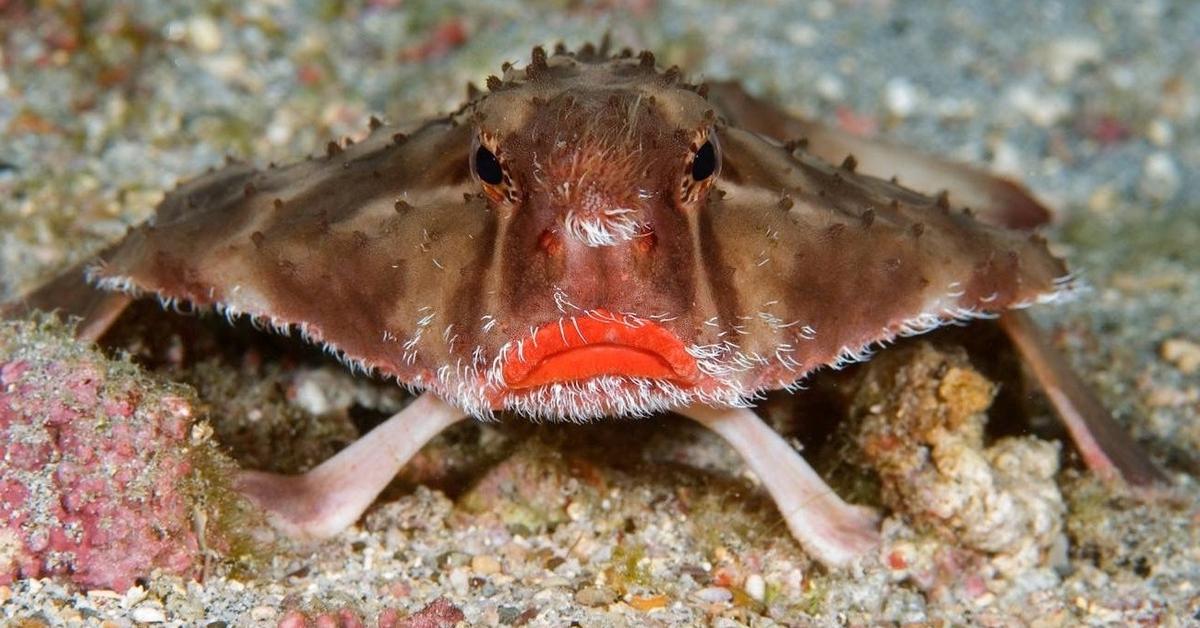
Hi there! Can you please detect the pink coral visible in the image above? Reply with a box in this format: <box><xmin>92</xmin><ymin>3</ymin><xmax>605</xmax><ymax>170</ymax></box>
<box><xmin>0</xmin><ymin>321</ymin><xmax>212</xmax><ymax>590</ymax></box>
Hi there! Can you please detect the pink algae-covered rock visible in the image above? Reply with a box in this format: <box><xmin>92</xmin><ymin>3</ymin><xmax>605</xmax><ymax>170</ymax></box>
<box><xmin>0</xmin><ymin>321</ymin><xmax>216</xmax><ymax>591</ymax></box>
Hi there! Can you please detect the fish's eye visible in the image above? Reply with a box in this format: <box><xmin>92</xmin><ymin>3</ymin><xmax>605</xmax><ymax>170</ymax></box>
<box><xmin>691</xmin><ymin>140</ymin><xmax>718</xmax><ymax>181</ymax></box>
<box><xmin>474</xmin><ymin>145</ymin><xmax>504</xmax><ymax>185</ymax></box>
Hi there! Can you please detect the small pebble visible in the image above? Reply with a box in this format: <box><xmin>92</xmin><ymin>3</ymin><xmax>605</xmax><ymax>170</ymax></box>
<box><xmin>693</xmin><ymin>586</ymin><xmax>733</xmax><ymax>604</ymax></box>
<box><xmin>1146</xmin><ymin>119</ymin><xmax>1174</xmax><ymax>147</ymax></box>
<box><xmin>1140</xmin><ymin>152</ymin><xmax>1181</xmax><ymax>202</ymax></box>
<box><xmin>629</xmin><ymin>594</ymin><xmax>669</xmax><ymax>611</ymax></box>
<box><xmin>1145</xmin><ymin>384</ymin><xmax>1193</xmax><ymax>408</ymax></box>
<box><xmin>989</xmin><ymin>140</ymin><xmax>1024</xmax><ymax>178</ymax></box>
<box><xmin>574</xmin><ymin>586</ymin><xmax>617</xmax><ymax>607</ymax></box>
<box><xmin>250</xmin><ymin>606</ymin><xmax>277</xmax><ymax>621</ymax></box>
<box><xmin>815</xmin><ymin>73</ymin><xmax>845</xmax><ymax>100</ymax></box>
<box><xmin>122</xmin><ymin>585</ymin><xmax>148</xmax><ymax>608</ymax></box>
<box><xmin>809</xmin><ymin>0</ymin><xmax>833</xmax><ymax>20</ymax></box>
<box><xmin>1006</xmin><ymin>84</ymin><xmax>1070</xmax><ymax>127</ymax></box>
<box><xmin>1161</xmin><ymin>338</ymin><xmax>1200</xmax><ymax>374</ymax></box>
<box><xmin>472</xmin><ymin>554</ymin><xmax>502</xmax><ymax>575</ymax></box>
<box><xmin>884</xmin><ymin>77</ymin><xmax>920</xmax><ymax>117</ymax></box>
<box><xmin>497</xmin><ymin>606</ymin><xmax>523</xmax><ymax>624</ymax></box>
<box><xmin>130</xmin><ymin>604</ymin><xmax>167</xmax><ymax>623</ymax></box>
<box><xmin>291</xmin><ymin>368</ymin><xmax>356</xmax><ymax>415</ymax></box>
<box><xmin>787</xmin><ymin>23</ymin><xmax>819</xmax><ymax>47</ymax></box>
<box><xmin>565</xmin><ymin>500</ymin><xmax>587</xmax><ymax>521</ymax></box>
<box><xmin>187</xmin><ymin>16</ymin><xmax>223</xmax><ymax>53</ymax></box>
<box><xmin>744</xmin><ymin>574</ymin><xmax>766</xmax><ymax>602</ymax></box>
<box><xmin>449</xmin><ymin>567</ymin><xmax>471</xmax><ymax>594</ymax></box>
<box><xmin>1087</xmin><ymin>185</ymin><xmax>1118</xmax><ymax>213</ymax></box>
<box><xmin>1042</xmin><ymin>36</ymin><xmax>1102</xmax><ymax>83</ymax></box>
<box><xmin>784</xmin><ymin>569</ymin><xmax>805</xmax><ymax>596</ymax></box>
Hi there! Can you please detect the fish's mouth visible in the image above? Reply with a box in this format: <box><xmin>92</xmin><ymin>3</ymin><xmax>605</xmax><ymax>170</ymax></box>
<box><xmin>500</xmin><ymin>311</ymin><xmax>699</xmax><ymax>389</ymax></box>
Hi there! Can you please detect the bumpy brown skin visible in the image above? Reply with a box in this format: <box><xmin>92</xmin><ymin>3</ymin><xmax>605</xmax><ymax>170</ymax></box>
<box><xmin>704</xmin><ymin>82</ymin><xmax>1053</xmax><ymax>231</ymax></box>
<box><xmin>46</xmin><ymin>46</ymin><xmax>1069</xmax><ymax>421</ymax></box>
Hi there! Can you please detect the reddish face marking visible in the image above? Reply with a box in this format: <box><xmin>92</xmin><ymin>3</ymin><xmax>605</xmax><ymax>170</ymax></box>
<box><xmin>537</xmin><ymin>229</ymin><xmax>564</xmax><ymax>256</ymax></box>
<box><xmin>501</xmin><ymin>311</ymin><xmax>699</xmax><ymax>389</ymax></box>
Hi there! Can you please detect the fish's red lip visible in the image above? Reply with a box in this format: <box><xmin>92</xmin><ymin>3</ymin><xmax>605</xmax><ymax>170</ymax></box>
<box><xmin>501</xmin><ymin>311</ymin><xmax>699</xmax><ymax>389</ymax></box>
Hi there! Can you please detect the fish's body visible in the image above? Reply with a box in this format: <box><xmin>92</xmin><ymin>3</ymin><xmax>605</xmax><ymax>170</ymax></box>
<box><xmin>5</xmin><ymin>43</ymin><xmax>1163</xmax><ymax>567</ymax></box>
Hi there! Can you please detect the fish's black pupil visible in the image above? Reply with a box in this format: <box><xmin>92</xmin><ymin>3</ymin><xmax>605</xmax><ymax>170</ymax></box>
<box><xmin>474</xmin><ymin>146</ymin><xmax>504</xmax><ymax>185</ymax></box>
<box><xmin>691</xmin><ymin>141</ymin><xmax>717</xmax><ymax>181</ymax></box>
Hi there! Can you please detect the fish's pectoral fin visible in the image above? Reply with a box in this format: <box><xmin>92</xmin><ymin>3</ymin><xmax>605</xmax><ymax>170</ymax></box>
<box><xmin>705</xmin><ymin>81</ymin><xmax>1052</xmax><ymax>231</ymax></box>
<box><xmin>235</xmin><ymin>392</ymin><xmax>467</xmax><ymax>540</ymax></box>
<box><xmin>679</xmin><ymin>403</ymin><xmax>881</xmax><ymax>567</ymax></box>
<box><xmin>2</xmin><ymin>245</ymin><xmax>133</xmax><ymax>343</ymax></box>
<box><xmin>1000</xmin><ymin>310</ymin><xmax>1168</xmax><ymax>489</ymax></box>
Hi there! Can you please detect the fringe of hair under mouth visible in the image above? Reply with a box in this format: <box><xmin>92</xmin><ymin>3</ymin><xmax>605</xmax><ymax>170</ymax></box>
<box><xmin>84</xmin><ymin>265</ymin><xmax>1080</xmax><ymax>421</ymax></box>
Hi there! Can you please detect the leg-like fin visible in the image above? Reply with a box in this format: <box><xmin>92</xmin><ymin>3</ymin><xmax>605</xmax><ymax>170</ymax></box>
<box><xmin>236</xmin><ymin>392</ymin><xmax>467</xmax><ymax>539</ymax></box>
<box><xmin>999</xmin><ymin>311</ymin><xmax>1166</xmax><ymax>488</ymax></box>
<box><xmin>74</xmin><ymin>292</ymin><xmax>133</xmax><ymax>343</ymax></box>
<box><xmin>706</xmin><ymin>81</ymin><xmax>1052</xmax><ymax>230</ymax></box>
<box><xmin>2</xmin><ymin>252</ymin><xmax>132</xmax><ymax>342</ymax></box>
<box><xmin>679</xmin><ymin>403</ymin><xmax>880</xmax><ymax>566</ymax></box>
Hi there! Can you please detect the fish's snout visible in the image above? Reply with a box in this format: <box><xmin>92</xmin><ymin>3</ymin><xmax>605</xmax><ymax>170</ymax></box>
<box><xmin>561</xmin><ymin>203</ymin><xmax>645</xmax><ymax>248</ymax></box>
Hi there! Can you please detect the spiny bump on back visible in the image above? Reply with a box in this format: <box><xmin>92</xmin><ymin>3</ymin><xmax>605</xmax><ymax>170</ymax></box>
<box><xmin>470</xmin><ymin>42</ymin><xmax>716</xmax><ymax>102</ymax></box>
<box><xmin>935</xmin><ymin>190</ymin><xmax>951</xmax><ymax>211</ymax></box>
<box><xmin>785</xmin><ymin>137</ymin><xmax>810</xmax><ymax>152</ymax></box>
<box><xmin>526</xmin><ymin>46</ymin><xmax>550</xmax><ymax>80</ymax></box>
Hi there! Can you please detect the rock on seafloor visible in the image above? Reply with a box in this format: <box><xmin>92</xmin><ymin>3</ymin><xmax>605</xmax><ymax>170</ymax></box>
<box><xmin>843</xmin><ymin>343</ymin><xmax>1068</xmax><ymax>604</ymax></box>
<box><xmin>0</xmin><ymin>318</ymin><xmax>249</xmax><ymax>591</ymax></box>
